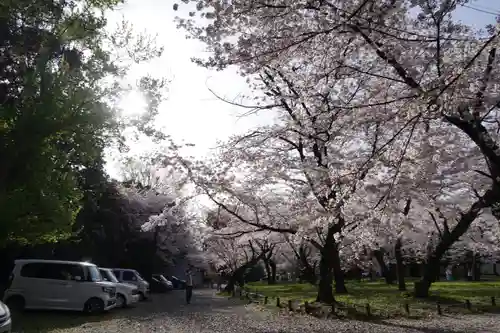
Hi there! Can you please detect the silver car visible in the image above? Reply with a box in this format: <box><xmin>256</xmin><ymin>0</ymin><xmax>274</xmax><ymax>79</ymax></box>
<box><xmin>99</xmin><ymin>268</ymin><xmax>140</xmax><ymax>308</ymax></box>
<box><xmin>3</xmin><ymin>259</ymin><xmax>116</xmax><ymax>313</ymax></box>
<box><xmin>0</xmin><ymin>301</ymin><xmax>11</xmax><ymax>333</ymax></box>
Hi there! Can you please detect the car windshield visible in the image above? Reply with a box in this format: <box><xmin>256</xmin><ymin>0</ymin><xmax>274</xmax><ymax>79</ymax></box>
<box><xmin>100</xmin><ymin>269</ymin><xmax>119</xmax><ymax>283</ymax></box>
<box><xmin>134</xmin><ymin>270</ymin><xmax>145</xmax><ymax>281</ymax></box>
<box><xmin>155</xmin><ymin>274</ymin><xmax>168</xmax><ymax>282</ymax></box>
<box><xmin>87</xmin><ymin>265</ymin><xmax>102</xmax><ymax>282</ymax></box>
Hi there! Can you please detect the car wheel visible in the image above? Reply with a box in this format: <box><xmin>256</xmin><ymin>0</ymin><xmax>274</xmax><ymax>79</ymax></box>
<box><xmin>84</xmin><ymin>297</ymin><xmax>105</xmax><ymax>314</ymax></box>
<box><xmin>139</xmin><ymin>292</ymin><xmax>146</xmax><ymax>301</ymax></box>
<box><xmin>5</xmin><ymin>295</ymin><xmax>25</xmax><ymax>313</ymax></box>
<box><xmin>116</xmin><ymin>293</ymin><xmax>126</xmax><ymax>308</ymax></box>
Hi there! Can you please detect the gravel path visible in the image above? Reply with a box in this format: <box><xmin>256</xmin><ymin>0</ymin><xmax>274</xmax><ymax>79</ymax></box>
<box><xmin>13</xmin><ymin>289</ymin><xmax>500</xmax><ymax>333</ymax></box>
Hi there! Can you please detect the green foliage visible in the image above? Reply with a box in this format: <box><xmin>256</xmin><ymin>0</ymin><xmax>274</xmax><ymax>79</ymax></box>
<box><xmin>0</xmin><ymin>0</ymin><xmax>166</xmax><ymax>244</ymax></box>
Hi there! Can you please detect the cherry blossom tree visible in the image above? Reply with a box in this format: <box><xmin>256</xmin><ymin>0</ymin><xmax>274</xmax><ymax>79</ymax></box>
<box><xmin>203</xmin><ymin>218</ymin><xmax>273</xmax><ymax>291</ymax></box>
<box><xmin>184</xmin><ymin>121</ymin><xmax>381</xmax><ymax>303</ymax></box>
<box><xmin>141</xmin><ymin>195</ymin><xmax>207</xmax><ymax>269</ymax></box>
<box><xmin>175</xmin><ymin>0</ymin><xmax>500</xmax><ymax>297</ymax></box>
<box><xmin>281</xmin><ymin>234</ymin><xmax>320</xmax><ymax>285</ymax></box>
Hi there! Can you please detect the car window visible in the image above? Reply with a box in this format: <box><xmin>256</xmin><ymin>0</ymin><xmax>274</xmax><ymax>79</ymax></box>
<box><xmin>123</xmin><ymin>271</ymin><xmax>137</xmax><ymax>281</ymax></box>
<box><xmin>100</xmin><ymin>269</ymin><xmax>119</xmax><ymax>283</ymax></box>
<box><xmin>29</xmin><ymin>263</ymin><xmax>80</xmax><ymax>280</ymax></box>
<box><xmin>134</xmin><ymin>271</ymin><xmax>145</xmax><ymax>281</ymax></box>
<box><xmin>39</xmin><ymin>263</ymin><xmax>65</xmax><ymax>280</ymax></box>
<box><xmin>20</xmin><ymin>263</ymin><xmax>44</xmax><ymax>278</ymax></box>
<box><xmin>64</xmin><ymin>264</ymin><xmax>85</xmax><ymax>280</ymax></box>
<box><xmin>113</xmin><ymin>270</ymin><xmax>122</xmax><ymax>280</ymax></box>
<box><xmin>86</xmin><ymin>265</ymin><xmax>102</xmax><ymax>282</ymax></box>
<box><xmin>99</xmin><ymin>269</ymin><xmax>110</xmax><ymax>281</ymax></box>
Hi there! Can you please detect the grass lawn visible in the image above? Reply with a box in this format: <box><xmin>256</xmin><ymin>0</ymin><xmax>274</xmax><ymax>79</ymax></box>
<box><xmin>247</xmin><ymin>279</ymin><xmax>500</xmax><ymax>318</ymax></box>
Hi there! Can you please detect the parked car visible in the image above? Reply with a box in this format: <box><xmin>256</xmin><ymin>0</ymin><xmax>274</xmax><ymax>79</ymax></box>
<box><xmin>169</xmin><ymin>276</ymin><xmax>186</xmax><ymax>290</ymax></box>
<box><xmin>99</xmin><ymin>268</ymin><xmax>140</xmax><ymax>308</ymax></box>
<box><xmin>150</xmin><ymin>274</ymin><xmax>173</xmax><ymax>293</ymax></box>
<box><xmin>112</xmin><ymin>269</ymin><xmax>150</xmax><ymax>300</ymax></box>
<box><xmin>0</xmin><ymin>301</ymin><xmax>11</xmax><ymax>333</ymax></box>
<box><xmin>3</xmin><ymin>259</ymin><xmax>116</xmax><ymax>313</ymax></box>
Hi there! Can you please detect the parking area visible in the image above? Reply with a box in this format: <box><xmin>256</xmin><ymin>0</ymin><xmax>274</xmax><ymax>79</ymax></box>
<box><xmin>11</xmin><ymin>290</ymin><xmax>189</xmax><ymax>333</ymax></box>
<box><xmin>10</xmin><ymin>289</ymin><xmax>500</xmax><ymax>333</ymax></box>
<box><xmin>11</xmin><ymin>289</ymin><xmax>245</xmax><ymax>333</ymax></box>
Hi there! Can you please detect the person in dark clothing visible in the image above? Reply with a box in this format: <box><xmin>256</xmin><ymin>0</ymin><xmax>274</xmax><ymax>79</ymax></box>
<box><xmin>185</xmin><ymin>269</ymin><xmax>193</xmax><ymax>304</ymax></box>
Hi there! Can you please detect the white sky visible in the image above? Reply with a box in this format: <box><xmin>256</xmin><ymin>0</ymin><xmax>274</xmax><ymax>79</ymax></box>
<box><xmin>104</xmin><ymin>0</ymin><xmax>270</xmax><ymax>178</ymax></box>
<box><xmin>103</xmin><ymin>0</ymin><xmax>500</xmax><ymax>179</ymax></box>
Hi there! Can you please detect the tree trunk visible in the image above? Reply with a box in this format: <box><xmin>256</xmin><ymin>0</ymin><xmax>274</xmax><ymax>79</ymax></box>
<box><xmin>414</xmin><ymin>197</ymin><xmax>485</xmax><ymax>297</ymax></box>
<box><xmin>224</xmin><ymin>250</ymin><xmax>269</xmax><ymax>293</ymax></box>
<box><xmin>264</xmin><ymin>261</ymin><xmax>272</xmax><ymax>284</ymax></box>
<box><xmin>316</xmin><ymin>248</ymin><xmax>334</xmax><ymax>304</ymax></box>
<box><xmin>315</xmin><ymin>225</ymin><xmax>336</xmax><ymax>304</ymax></box>
<box><xmin>373</xmin><ymin>249</ymin><xmax>394</xmax><ymax>284</ymax></box>
<box><xmin>224</xmin><ymin>266</ymin><xmax>246</xmax><ymax>293</ymax></box>
<box><xmin>270</xmin><ymin>260</ymin><xmax>277</xmax><ymax>284</ymax></box>
<box><xmin>331</xmin><ymin>239</ymin><xmax>347</xmax><ymax>294</ymax></box>
<box><xmin>224</xmin><ymin>275</ymin><xmax>237</xmax><ymax>293</ymax></box>
<box><xmin>473</xmin><ymin>254</ymin><xmax>481</xmax><ymax>281</ymax></box>
<box><xmin>300</xmin><ymin>264</ymin><xmax>317</xmax><ymax>285</ymax></box>
<box><xmin>299</xmin><ymin>251</ymin><xmax>317</xmax><ymax>285</ymax></box>
<box><xmin>394</xmin><ymin>238</ymin><xmax>406</xmax><ymax>291</ymax></box>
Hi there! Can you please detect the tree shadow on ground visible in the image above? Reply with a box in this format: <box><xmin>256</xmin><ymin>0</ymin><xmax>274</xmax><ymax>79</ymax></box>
<box><xmin>12</xmin><ymin>290</ymin><xmax>240</xmax><ymax>332</ymax></box>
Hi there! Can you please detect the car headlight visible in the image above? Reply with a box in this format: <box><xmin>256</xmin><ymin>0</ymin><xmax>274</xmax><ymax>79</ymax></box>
<box><xmin>102</xmin><ymin>287</ymin><xmax>114</xmax><ymax>293</ymax></box>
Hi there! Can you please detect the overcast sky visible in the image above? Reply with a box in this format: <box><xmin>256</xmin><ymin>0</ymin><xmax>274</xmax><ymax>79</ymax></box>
<box><xmin>104</xmin><ymin>0</ymin><xmax>500</xmax><ymax>178</ymax></box>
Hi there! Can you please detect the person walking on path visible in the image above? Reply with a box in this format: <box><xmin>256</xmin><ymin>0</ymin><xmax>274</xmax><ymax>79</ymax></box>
<box><xmin>185</xmin><ymin>269</ymin><xmax>194</xmax><ymax>304</ymax></box>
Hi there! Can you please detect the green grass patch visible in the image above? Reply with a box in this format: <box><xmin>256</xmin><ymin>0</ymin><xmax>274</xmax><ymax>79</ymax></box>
<box><xmin>217</xmin><ymin>290</ymin><xmax>232</xmax><ymax>297</ymax></box>
<box><xmin>247</xmin><ymin>279</ymin><xmax>500</xmax><ymax>318</ymax></box>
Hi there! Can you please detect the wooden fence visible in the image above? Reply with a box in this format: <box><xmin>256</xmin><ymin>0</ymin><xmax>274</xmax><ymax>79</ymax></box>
<box><xmin>227</xmin><ymin>287</ymin><xmax>499</xmax><ymax>319</ymax></box>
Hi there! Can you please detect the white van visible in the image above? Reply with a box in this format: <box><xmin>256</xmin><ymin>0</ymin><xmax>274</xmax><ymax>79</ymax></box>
<box><xmin>3</xmin><ymin>259</ymin><xmax>117</xmax><ymax>313</ymax></box>
<box><xmin>99</xmin><ymin>268</ymin><xmax>140</xmax><ymax>308</ymax></box>
<box><xmin>112</xmin><ymin>269</ymin><xmax>150</xmax><ymax>300</ymax></box>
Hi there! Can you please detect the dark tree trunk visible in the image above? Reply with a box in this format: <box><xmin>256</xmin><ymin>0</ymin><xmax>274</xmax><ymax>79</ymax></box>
<box><xmin>263</xmin><ymin>258</ymin><xmax>277</xmax><ymax>285</ymax></box>
<box><xmin>299</xmin><ymin>250</ymin><xmax>317</xmax><ymax>285</ymax></box>
<box><xmin>414</xmin><ymin>196</ymin><xmax>486</xmax><ymax>297</ymax></box>
<box><xmin>300</xmin><ymin>264</ymin><xmax>317</xmax><ymax>285</ymax></box>
<box><xmin>270</xmin><ymin>260</ymin><xmax>277</xmax><ymax>284</ymax></box>
<box><xmin>264</xmin><ymin>261</ymin><xmax>272</xmax><ymax>284</ymax></box>
<box><xmin>373</xmin><ymin>249</ymin><xmax>394</xmax><ymax>284</ymax></box>
<box><xmin>463</xmin><ymin>262</ymin><xmax>470</xmax><ymax>280</ymax></box>
<box><xmin>315</xmin><ymin>226</ymin><xmax>336</xmax><ymax>304</ymax></box>
<box><xmin>316</xmin><ymin>248</ymin><xmax>334</xmax><ymax>304</ymax></box>
<box><xmin>224</xmin><ymin>249</ymin><xmax>269</xmax><ymax>293</ymax></box>
<box><xmin>369</xmin><ymin>267</ymin><xmax>375</xmax><ymax>281</ymax></box>
<box><xmin>394</xmin><ymin>238</ymin><xmax>406</xmax><ymax>291</ymax></box>
<box><xmin>473</xmin><ymin>254</ymin><xmax>481</xmax><ymax>281</ymax></box>
<box><xmin>224</xmin><ymin>266</ymin><xmax>245</xmax><ymax>293</ymax></box>
<box><xmin>331</xmin><ymin>240</ymin><xmax>347</xmax><ymax>294</ymax></box>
